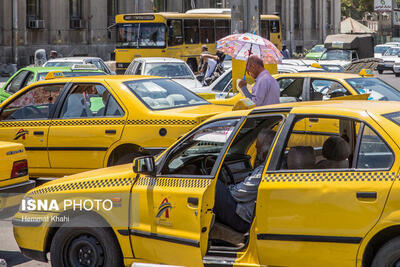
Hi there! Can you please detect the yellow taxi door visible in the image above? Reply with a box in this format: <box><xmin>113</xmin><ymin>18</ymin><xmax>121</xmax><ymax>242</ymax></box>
<box><xmin>255</xmin><ymin>114</ymin><xmax>399</xmax><ymax>266</ymax></box>
<box><xmin>47</xmin><ymin>82</ymin><xmax>126</xmax><ymax>173</ymax></box>
<box><xmin>0</xmin><ymin>83</ymin><xmax>66</xmax><ymax>171</ymax></box>
<box><xmin>129</xmin><ymin>118</ymin><xmax>241</xmax><ymax>266</ymax></box>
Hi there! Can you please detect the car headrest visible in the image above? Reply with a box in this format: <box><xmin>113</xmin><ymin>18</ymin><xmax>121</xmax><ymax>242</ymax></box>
<box><xmin>287</xmin><ymin>146</ymin><xmax>316</xmax><ymax>169</ymax></box>
<box><xmin>322</xmin><ymin>136</ymin><xmax>351</xmax><ymax>161</ymax></box>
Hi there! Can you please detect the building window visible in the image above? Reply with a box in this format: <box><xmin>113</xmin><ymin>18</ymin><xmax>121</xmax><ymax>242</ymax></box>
<box><xmin>107</xmin><ymin>0</ymin><xmax>118</xmax><ymax>26</ymax></box>
<box><xmin>183</xmin><ymin>0</ymin><xmax>196</xmax><ymax>12</ymax></box>
<box><xmin>154</xmin><ymin>0</ymin><xmax>167</xmax><ymax>11</ymax></box>
<box><xmin>327</xmin><ymin>0</ymin><xmax>332</xmax><ymax>26</ymax></box>
<box><xmin>275</xmin><ymin>0</ymin><xmax>282</xmax><ymax>15</ymax></box>
<box><xmin>311</xmin><ymin>0</ymin><xmax>316</xmax><ymax>29</ymax></box>
<box><xmin>26</xmin><ymin>0</ymin><xmax>41</xmax><ymax>20</ymax></box>
<box><xmin>70</xmin><ymin>0</ymin><xmax>83</xmax><ymax>28</ymax></box>
<box><xmin>210</xmin><ymin>0</ymin><xmax>224</xmax><ymax>8</ymax></box>
<box><xmin>294</xmin><ymin>0</ymin><xmax>300</xmax><ymax>29</ymax></box>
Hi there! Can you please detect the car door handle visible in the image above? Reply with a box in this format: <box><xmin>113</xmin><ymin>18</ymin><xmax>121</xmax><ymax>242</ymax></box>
<box><xmin>357</xmin><ymin>192</ymin><xmax>377</xmax><ymax>199</ymax></box>
<box><xmin>105</xmin><ymin>130</ymin><xmax>116</xmax><ymax>134</ymax></box>
<box><xmin>187</xmin><ymin>197</ymin><xmax>199</xmax><ymax>208</ymax></box>
<box><xmin>309</xmin><ymin>118</ymin><xmax>319</xmax><ymax>123</ymax></box>
<box><xmin>33</xmin><ymin>131</ymin><xmax>44</xmax><ymax>136</ymax></box>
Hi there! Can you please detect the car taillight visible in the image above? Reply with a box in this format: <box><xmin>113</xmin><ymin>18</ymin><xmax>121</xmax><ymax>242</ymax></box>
<box><xmin>11</xmin><ymin>160</ymin><xmax>28</xmax><ymax>179</ymax></box>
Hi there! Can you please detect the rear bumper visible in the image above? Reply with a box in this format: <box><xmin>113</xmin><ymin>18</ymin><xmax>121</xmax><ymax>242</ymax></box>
<box><xmin>377</xmin><ymin>63</ymin><xmax>394</xmax><ymax>71</ymax></box>
<box><xmin>0</xmin><ymin>180</ymin><xmax>35</xmax><ymax>217</ymax></box>
<box><xmin>0</xmin><ymin>180</ymin><xmax>35</xmax><ymax>194</ymax></box>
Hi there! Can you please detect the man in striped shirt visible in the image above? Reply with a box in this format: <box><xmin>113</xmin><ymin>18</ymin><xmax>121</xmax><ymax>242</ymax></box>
<box><xmin>213</xmin><ymin>128</ymin><xmax>276</xmax><ymax>233</ymax></box>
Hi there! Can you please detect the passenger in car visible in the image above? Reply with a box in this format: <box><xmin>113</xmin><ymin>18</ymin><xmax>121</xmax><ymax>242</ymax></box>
<box><xmin>314</xmin><ymin>136</ymin><xmax>350</xmax><ymax>169</ymax></box>
<box><xmin>213</xmin><ymin>128</ymin><xmax>276</xmax><ymax>233</ymax></box>
<box><xmin>287</xmin><ymin>146</ymin><xmax>316</xmax><ymax>169</ymax></box>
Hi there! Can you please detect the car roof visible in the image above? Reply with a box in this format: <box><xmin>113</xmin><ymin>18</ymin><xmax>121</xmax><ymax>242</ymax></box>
<box><xmin>133</xmin><ymin>57</ymin><xmax>186</xmax><ymax>63</ymax></box>
<box><xmin>19</xmin><ymin>66</ymin><xmax>104</xmax><ymax>72</ymax></box>
<box><xmin>274</xmin><ymin>72</ymin><xmax>361</xmax><ymax>79</ymax></box>
<box><xmin>46</xmin><ymin>57</ymin><xmax>103</xmax><ymax>62</ymax></box>
<box><xmin>210</xmin><ymin>100</ymin><xmax>400</xmax><ymax>120</ymax></box>
<box><xmin>29</xmin><ymin>75</ymin><xmax>163</xmax><ymax>84</ymax></box>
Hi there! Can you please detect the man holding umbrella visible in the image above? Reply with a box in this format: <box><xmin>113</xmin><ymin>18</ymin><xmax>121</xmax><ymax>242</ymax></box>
<box><xmin>237</xmin><ymin>55</ymin><xmax>280</xmax><ymax>106</ymax></box>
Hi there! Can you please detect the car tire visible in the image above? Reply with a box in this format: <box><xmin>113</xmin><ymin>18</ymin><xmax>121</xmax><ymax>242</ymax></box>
<box><xmin>396</xmin><ymin>73</ymin><xmax>400</xmax><ymax>77</ymax></box>
<box><xmin>378</xmin><ymin>70</ymin><xmax>383</xmax><ymax>74</ymax></box>
<box><xmin>50</xmin><ymin>216</ymin><xmax>123</xmax><ymax>267</ymax></box>
<box><xmin>371</xmin><ymin>236</ymin><xmax>400</xmax><ymax>267</ymax></box>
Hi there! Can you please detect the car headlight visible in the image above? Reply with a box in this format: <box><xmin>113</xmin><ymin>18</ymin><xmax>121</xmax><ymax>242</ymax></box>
<box><xmin>18</xmin><ymin>196</ymin><xmax>33</xmax><ymax>213</ymax></box>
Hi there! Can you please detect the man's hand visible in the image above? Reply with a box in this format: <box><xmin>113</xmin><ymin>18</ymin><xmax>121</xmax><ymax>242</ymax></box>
<box><xmin>238</xmin><ymin>79</ymin><xmax>247</xmax><ymax>89</ymax></box>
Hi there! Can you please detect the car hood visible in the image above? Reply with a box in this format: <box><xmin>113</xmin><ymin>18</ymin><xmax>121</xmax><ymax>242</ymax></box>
<box><xmin>172</xmin><ymin>78</ymin><xmax>202</xmax><ymax>89</ymax></box>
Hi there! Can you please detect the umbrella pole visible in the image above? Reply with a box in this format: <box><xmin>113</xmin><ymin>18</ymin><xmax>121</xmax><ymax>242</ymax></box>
<box><xmin>243</xmin><ymin>43</ymin><xmax>253</xmax><ymax>80</ymax></box>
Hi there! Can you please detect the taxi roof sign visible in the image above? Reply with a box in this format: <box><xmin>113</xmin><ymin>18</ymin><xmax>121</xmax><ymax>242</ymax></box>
<box><xmin>310</xmin><ymin>62</ymin><xmax>322</xmax><ymax>69</ymax></box>
<box><xmin>71</xmin><ymin>64</ymin><xmax>98</xmax><ymax>71</ymax></box>
<box><xmin>44</xmin><ymin>71</ymin><xmax>65</xmax><ymax>80</ymax></box>
<box><xmin>359</xmin><ymin>69</ymin><xmax>374</xmax><ymax>77</ymax></box>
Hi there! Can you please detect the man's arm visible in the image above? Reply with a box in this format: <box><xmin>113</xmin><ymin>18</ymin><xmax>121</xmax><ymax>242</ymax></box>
<box><xmin>229</xmin><ymin>165</ymin><xmax>263</xmax><ymax>202</ymax></box>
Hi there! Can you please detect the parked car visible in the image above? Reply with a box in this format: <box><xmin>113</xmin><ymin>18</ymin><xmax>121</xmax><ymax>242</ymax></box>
<box><xmin>376</xmin><ymin>47</ymin><xmax>400</xmax><ymax>74</ymax></box>
<box><xmin>304</xmin><ymin>44</ymin><xmax>326</xmax><ymax>60</ymax></box>
<box><xmin>13</xmin><ymin>100</ymin><xmax>400</xmax><ymax>267</ymax></box>
<box><xmin>0</xmin><ymin>65</ymin><xmax>106</xmax><ymax>102</ymax></box>
<box><xmin>44</xmin><ymin>57</ymin><xmax>114</xmax><ymax>75</ymax></box>
<box><xmin>125</xmin><ymin>57</ymin><xmax>202</xmax><ymax>90</ymax></box>
<box><xmin>374</xmin><ymin>44</ymin><xmax>395</xmax><ymax>59</ymax></box>
<box><xmin>0</xmin><ymin>141</ymin><xmax>34</xmax><ymax>219</ymax></box>
<box><xmin>0</xmin><ymin>74</ymin><xmax>231</xmax><ymax>178</ymax></box>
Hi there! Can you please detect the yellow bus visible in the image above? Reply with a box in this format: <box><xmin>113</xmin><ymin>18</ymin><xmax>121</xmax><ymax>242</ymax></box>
<box><xmin>114</xmin><ymin>10</ymin><xmax>282</xmax><ymax>73</ymax></box>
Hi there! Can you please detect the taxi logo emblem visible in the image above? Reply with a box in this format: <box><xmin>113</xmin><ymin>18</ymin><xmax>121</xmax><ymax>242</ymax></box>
<box><xmin>156</xmin><ymin>198</ymin><xmax>171</xmax><ymax>219</ymax></box>
<box><xmin>14</xmin><ymin>129</ymin><xmax>29</xmax><ymax>140</ymax></box>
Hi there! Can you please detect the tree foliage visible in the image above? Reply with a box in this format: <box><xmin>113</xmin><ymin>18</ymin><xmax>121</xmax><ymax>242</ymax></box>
<box><xmin>341</xmin><ymin>0</ymin><xmax>373</xmax><ymax>20</ymax></box>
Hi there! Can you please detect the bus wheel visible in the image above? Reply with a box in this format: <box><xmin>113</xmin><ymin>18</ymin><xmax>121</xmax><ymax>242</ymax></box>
<box><xmin>187</xmin><ymin>58</ymin><xmax>198</xmax><ymax>72</ymax></box>
<box><xmin>50</xmin><ymin>216</ymin><xmax>123</xmax><ymax>267</ymax></box>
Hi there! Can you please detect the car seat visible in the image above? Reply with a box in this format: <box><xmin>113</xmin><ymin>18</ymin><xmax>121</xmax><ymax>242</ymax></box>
<box><xmin>314</xmin><ymin>136</ymin><xmax>350</xmax><ymax>169</ymax></box>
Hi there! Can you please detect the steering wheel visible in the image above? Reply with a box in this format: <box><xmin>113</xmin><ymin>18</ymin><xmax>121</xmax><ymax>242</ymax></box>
<box><xmin>200</xmin><ymin>156</ymin><xmax>235</xmax><ymax>185</ymax></box>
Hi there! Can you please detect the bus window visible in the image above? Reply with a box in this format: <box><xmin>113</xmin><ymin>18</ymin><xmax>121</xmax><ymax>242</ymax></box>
<box><xmin>167</xmin><ymin>19</ymin><xmax>183</xmax><ymax>46</ymax></box>
<box><xmin>139</xmin><ymin>23</ymin><xmax>166</xmax><ymax>48</ymax></box>
<box><xmin>200</xmin><ymin>19</ymin><xmax>215</xmax><ymax>44</ymax></box>
<box><xmin>117</xmin><ymin>23</ymin><xmax>139</xmax><ymax>48</ymax></box>
<box><xmin>215</xmin><ymin>19</ymin><xmax>230</xmax><ymax>40</ymax></box>
<box><xmin>270</xmin><ymin>20</ymin><xmax>280</xmax><ymax>33</ymax></box>
<box><xmin>184</xmin><ymin>19</ymin><xmax>199</xmax><ymax>44</ymax></box>
<box><xmin>260</xmin><ymin>20</ymin><xmax>270</xmax><ymax>40</ymax></box>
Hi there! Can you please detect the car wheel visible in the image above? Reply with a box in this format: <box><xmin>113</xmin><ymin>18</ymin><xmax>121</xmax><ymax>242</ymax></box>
<box><xmin>50</xmin><ymin>216</ymin><xmax>123</xmax><ymax>267</ymax></box>
<box><xmin>371</xmin><ymin>236</ymin><xmax>400</xmax><ymax>267</ymax></box>
<box><xmin>396</xmin><ymin>73</ymin><xmax>400</xmax><ymax>77</ymax></box>
<box><xmin>378</xmin><ymin>70</ymin><xmax>383</xmax><ymax>74</ymax></box>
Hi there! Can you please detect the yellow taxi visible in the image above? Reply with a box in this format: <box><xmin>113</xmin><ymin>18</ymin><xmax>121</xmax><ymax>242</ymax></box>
<box><xmin>12</xmin><ymin>100</ymin><xmax>400</xmax><ymax>267</ymax></box>
<box><xmin>0</xmin><ymin>74</ymin><xmax>232</xmax><ymax>178</ymax></box>
<box><xmin>0</xmin><ymin>141</ymin><xmax>34</xmax><ymax>218</ymax></box>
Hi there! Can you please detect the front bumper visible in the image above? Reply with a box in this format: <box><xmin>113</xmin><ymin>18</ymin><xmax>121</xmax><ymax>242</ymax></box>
<box><xmin>377</xmin><ymin>63</ymin><xmax>394</xmax><ymax>71</ymax></box>
<box><xmin>393</xmin><ymin>65</ymin><xmax>400</xmax><ymax>73</ymax></box>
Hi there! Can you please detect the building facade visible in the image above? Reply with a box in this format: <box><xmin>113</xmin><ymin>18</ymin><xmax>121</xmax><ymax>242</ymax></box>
<box><xmin>0</xmin><ymin>0</ymin><xmax>340</xmax><ymax>66</ymax></box>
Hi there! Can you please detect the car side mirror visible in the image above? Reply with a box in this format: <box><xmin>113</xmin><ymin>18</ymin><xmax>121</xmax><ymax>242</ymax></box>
<box><xmin>133</xmin><ymin>156</ymin><xmax>156</xmax><ymax>176</ymax></box>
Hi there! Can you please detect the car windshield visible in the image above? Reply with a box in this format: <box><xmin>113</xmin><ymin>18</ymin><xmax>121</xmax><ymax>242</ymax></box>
<box><xmin>346</xmin><ymin>78</ymin><xmax>400</xmax><ymax>101</ymax></box>
<box><xmin>383</xmin><ymin>48</ymin><xmax>400</xmax><ymax>56</ymax></box>
<box><xmin>124</xmin><ymin>78</ymin><xmax>208</xmax><ymax>110</ymax></box>
<box><xmin>37</xmin><ymin>71</ymin><xmax>105</xmax><ymax>81</ymax></box>
<box><xmin>320</xmin><ymin>50</ymin><xmax>351</xmax><ymax>61</ymax></box>
<box><xmin>117</xmin><ymin>23</ymin><xmax>166</xmax><ymax>48</ymax></box>
<box><xmin>375</xmin><ymin>46</ymin><xmax>391</xmax><ymax>54</ymax></box>
<box><xmin>311</xmin><ymin>45</ymin><xmax>326</xmax><ymax>53</ymax></box>
<box><xmin>44</xmin><ymin>61</ymin><xmax>81</xmax><ymax>67</ymax></box>
<box><xmin>143</xmin><ymin>63</ymin><xmax>193</xmax><ymax>79</ymax></box>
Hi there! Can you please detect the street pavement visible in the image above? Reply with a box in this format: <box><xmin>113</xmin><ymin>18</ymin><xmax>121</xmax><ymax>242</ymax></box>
<box><xmin>0</xmin><ymin>71</ymin><xmax>399</xmax><ymax>267</ymax></box>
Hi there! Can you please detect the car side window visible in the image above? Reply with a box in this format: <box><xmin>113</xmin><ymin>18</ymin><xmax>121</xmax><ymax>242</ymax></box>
<box><xmin>160</xmin><ymin>119</ymin><xmax>239</xmax><ymax>176</ymax></box>
<box><xmin>357</xmin><ymin>125</ymin><xmax>394</xmax><ymax>169</ymax></box>
<box><xmin>60</xmin><ymin>84</ymin><xmax>124</xmax><ymax>119</ymax></box>
<box><xmin>277</xmin><ymin>117</ymin><xmax>361</xmax><ymax>170</ymax></box>
<box><xmin>311</xmin><ymin>79</ymin><xmax>350</xmax><ymax>100</ymax></box>
<box><xmin>0</xmin><ymin>84</ymin><xmax>64</xmax><ymax>121</ymax></box>
<box><xmin>212</xmin><ymin>72</ymin><xmax>232</xmax><ymax>92</ymax></box>
<box><xmin>22</xmin><ymin>72</ymin><xmax>35</xmax><ymax>88</ymax></box>
<box><xmin>6</xmin><ymin>70</ymin><xmax>30</xmax><ymax>94</ymax></box>
<box><xmin>278</xmin><ymin>78</ymin><xmax>304</xmax><ymax>102</ymax></box>
<box><xmin>135</xmin><ymin>63</ymin><xmax>142</xmax><ymax>75</ymax></box>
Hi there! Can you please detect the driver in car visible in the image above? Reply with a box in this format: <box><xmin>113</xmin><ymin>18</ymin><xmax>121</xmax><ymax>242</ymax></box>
<box><xmin>213</xmin><ymin>128</ymin><xmax>276</xmax><ymax>234</ymax></box>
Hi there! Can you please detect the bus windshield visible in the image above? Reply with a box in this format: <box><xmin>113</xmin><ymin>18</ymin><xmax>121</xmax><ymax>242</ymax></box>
<box><xmin>117</xmin><ymin>23</ymin><xmax>166</xmax><ymax>48</ymax></box>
